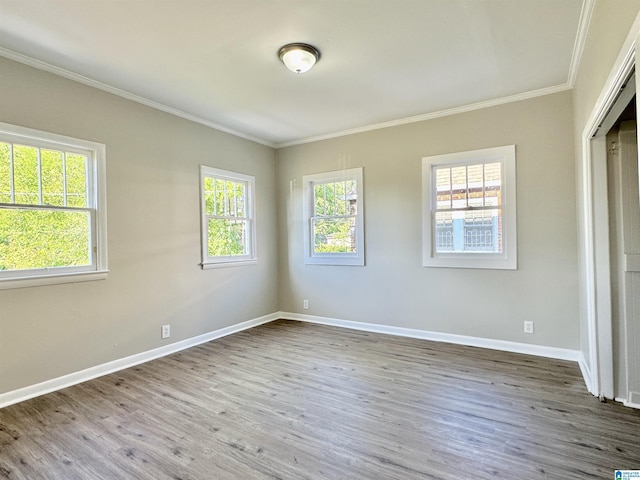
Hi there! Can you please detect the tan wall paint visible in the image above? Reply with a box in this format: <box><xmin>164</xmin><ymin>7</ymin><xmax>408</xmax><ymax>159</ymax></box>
<box><xmin>572</xmin><ymin>0</ymin><xmax>640</xmax><ymax>381</ymax></box>
<box><xmin>7</xmin><ymin>5</ymin><xmax>628</xmax><ymax>396</ymax></box>
<box><xmin>277</xmin><ymin>91</ymin><xmax>579</xmax><ymax>349</ymax></box>
<box><xmin>0</xmin><ymin>57</ymin><xmax>278</xmax><ymax>394</ymax></box>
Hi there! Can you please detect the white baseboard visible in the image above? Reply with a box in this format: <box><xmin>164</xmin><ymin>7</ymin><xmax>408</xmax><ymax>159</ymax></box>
<box><xmin>0</xmin><ymin>311</ymin><xmax>588</xmax><ymax>410</ymax></box>
<box><xmin>0</xmin><ymin>312</ymin><xmax>279</xmax><ymax>409</ymax></box>
<box><xmin>278</xmin><ymin>311</ymin><xmax>582</xmax><ymax>362</ymax></box>
<box><xmin>625</xmin><ymin>391</ymin><xmax>640</xmax><ymax>409</ymax></box>
<box><xmin>578</xmin><ymin>352</ymin><xmax>594</xmax><ymax>395</ymax></box>
<box><xmin>614</xmin><ymin>396</ymin><xmax>640</xmax><ymax>409</ymax></box>
<box><xmin>614</xmin><ymin>393</ymin><xmax>640</xmax><ymax>410</ymax></box>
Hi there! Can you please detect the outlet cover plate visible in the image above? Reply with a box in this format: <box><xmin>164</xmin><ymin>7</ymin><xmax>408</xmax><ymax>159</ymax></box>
<box><xmin>161</xmin><ymin>324</ymin><xmax>171</xmax><ymax>339</ymax></box>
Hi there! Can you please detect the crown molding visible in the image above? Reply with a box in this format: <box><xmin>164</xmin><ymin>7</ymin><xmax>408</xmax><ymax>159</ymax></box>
<box><xmin>0</xmin><ymin>43</ymin><xmax>577</xmax><ymax>151</ymax></box>
<box><xmin>0</xmin><ymin>47</ymin><xmax>276</xmax><ymax>148</ymax></box>
<box><xmin>567</xmin><ymin>0</ymin><xmax>595</xmax><ymax>87</ymax></box>
<box><xmin>275</xmin><ymin>83</ymin><xmax>573</xmax><ymax>148</ymax></box>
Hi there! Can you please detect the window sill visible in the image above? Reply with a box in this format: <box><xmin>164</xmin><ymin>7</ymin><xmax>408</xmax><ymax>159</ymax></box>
<box><xmin>423</xmin><ymin>254</ymin><xmax>516</xmax><ymax>270</ymax></box>
<box><xmin>0</xmin><ymin>270</ymin><xmax>109</xmax><ymax>291</ymax></box>
<box><xmin>201</xmin><ymin>260</ymin><xmax>257</xmax><ymax>269</ymax></box>
<box><xmin>304</xmin><ymin>255</ymin><xmax>365</xmax><ymax>266</ymax></box>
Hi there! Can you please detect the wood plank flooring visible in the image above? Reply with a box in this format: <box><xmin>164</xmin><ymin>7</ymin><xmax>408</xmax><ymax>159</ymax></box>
<box><xmin>1</xmin><ymin>319</ymin><xmax>640</xmax><ymax>479</ymax></box>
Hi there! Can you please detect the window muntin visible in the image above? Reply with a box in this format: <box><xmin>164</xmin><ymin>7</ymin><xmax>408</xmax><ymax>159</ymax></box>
<box><xmin>312</xmin><ymin>179</ymin><xmax>358</xmax><ymax>254</ymax></box>
<box><xmin>0</xmin><ymin>123</ymin><xmax>107</xmax><ymax>287</ymax></box>
<box><xmin>303</xmin><ymin>167</ymin><xmax>364</xmax><ymax>266</ymax></box>
<box><xmin>200</xmin><ymin>166</ymin><xmax>256</xmax><ymax>267</ymax></box>
<box><xmin>422</xmin><ymin>145</ymin><xmax>516</xmax><ymax>270</ymax></box>
<box><xmin>434</xmin><ymin>162</ymin><xmax>502</xmax><ymax>254</ymax></box>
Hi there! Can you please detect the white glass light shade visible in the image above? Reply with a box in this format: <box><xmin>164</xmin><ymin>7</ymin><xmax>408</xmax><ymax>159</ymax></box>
<box><xmin>278</xmin><ymin>43</ymin><xmax>320</xmax><ymax>74</ymax></box>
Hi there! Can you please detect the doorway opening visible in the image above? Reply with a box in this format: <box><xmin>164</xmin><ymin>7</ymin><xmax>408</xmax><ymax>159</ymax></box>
<box><xmin>605</xmin><ymin>90</ymin><xmax>639</xmax><ymax>406</ymax></box>
<box><xmin>587</xmin><ymin>63</ymin><xmax>640</xmax><ymax>407</ymax></box>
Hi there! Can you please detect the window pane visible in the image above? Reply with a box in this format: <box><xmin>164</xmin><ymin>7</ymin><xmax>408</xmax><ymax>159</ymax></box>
<box><xmin>0</xmin><ymin>142</ymin><xmax>10</xmax><ymax>203</ymax></box>
<box><xmin>484</xmin><ymin>162</ymin><xmax>502</xmax><ymax>206</ymax></box>
<box><xmin>65</xmin><ymin>153</ymin><xmax>87</xmax><ymax>207</ymax></box>
<box><xmin>467</xmin><ymin>164</ymin><xmax>484</xmax><ymax>207</ymax></box>
<box><xmin>203</xmin><ymin>177</ymin><xmax>215</xmax><ymax>215</ymax></box>
<box><xmin>434</xmin><ymin>209</ymin><xmax>501</xmax><ymax>254</ymax></box>
<box><xmin>0</xmin><ymin>208</ymin><xmax>91</xmax><ymax>271</ymax></box>
<box><xmin>235</xmin><ymin>182</ymin><xmax>246</xmax><ymax>217</ymax></box>
<box><xmin>327</xmin><ymin>183</ymin><xmax>336</xmax><ymax>215</ymax></box>
<box><xmin>225</xmin><ymin>180</ymin><xmax>235</xmax><ymax>216</ymax></box>
<box><xmin>335</xmin><ymin>181</ymin><xmax>347</xmax><ymax>215</ymax></box>
<box><xmin>436</xmin><ymin>162</ymin><xmax>502</xmax><ymax>211</ymax></box>
<box><xmin>323</xmin><ymin>183</ymin><xmax>335</xmax><ymax>216</ymax></box>
<box><xmin>208</xmin><ymin>218</ymin><xmax>247</xmax><ymax>256</ymax></box>
<box><xmin>345</xmin><ymin>180</ymin><xmax>357</xmax><ymax>214</ymax></box>
<box><xmin>314</xmin><ymin>180</ymin><xmax>358</xmax><ymax>217</ymax></box>
<box><xmin>312</xmin><ymin>217</ymin><xmax>356</xmax><ymax>253</ymax></box>
<box><xmin>451</xmin><ymin>166</ymin><xmax>467</xmax><ymax>209</ymax></box>
<box><xmin>215</xmin><ymin>179</ymin><xmax>225</xmax><ymax>215</ymax></box>
<box><xmin>464</xmin><ymin>209</ymin><xmax>501</xmax><ymax>252</ymax></box>
<box><xmin>205</xmin><ymin>177</ymin><xmax>247</xmax><ymax>218</ymax></box>
<box><xmin>41</xmin><ymin>149</ymin><xmax>65</xmax><ymax>206</ymax></box>
<box><xmin>314</xmin><ymin>184</ymin><xmax>325</xmax><ymax>216</ymax></box>
<box><xmin>435</xmin><ymin>167</ymin><xmax>451</xmax><ymax>210</ymax></box>
<box><xmin>13</xmin><ymin>145</ymin><xmax>39</xmax><ymax>205</ymax></box>
<box><xmin>434</xmin><ymin>211</ymin><xmax>454</xmax><ymax>252</ymax></box>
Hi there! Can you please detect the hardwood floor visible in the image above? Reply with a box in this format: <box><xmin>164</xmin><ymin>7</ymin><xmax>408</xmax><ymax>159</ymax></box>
<box><xmin>1</xmin><ymin>319</ymin><xmax>640</xmax><ymax>479</ymax></box>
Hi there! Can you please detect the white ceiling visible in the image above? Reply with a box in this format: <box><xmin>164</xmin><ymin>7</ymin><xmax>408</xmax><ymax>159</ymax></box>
<box><xmin>0</xmin><ymin>0</ymin><xmax>587</xmax><ymax>147</ymax></box>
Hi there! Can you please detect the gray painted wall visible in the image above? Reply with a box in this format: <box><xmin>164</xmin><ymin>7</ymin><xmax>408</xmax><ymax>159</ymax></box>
<box><xmin>277</xmin><ymin>91</ymin><xmax>579</xmax><ymax>349</ymax></box>
<box><xmin>0</xmin><ymin>57</ymin><xmax>278</xmax><ymax>395</ymax></box>
<box><xmin>4</xmin><ymin>17</ymin><xmax>619</xmax><ymax>397</ymax></box>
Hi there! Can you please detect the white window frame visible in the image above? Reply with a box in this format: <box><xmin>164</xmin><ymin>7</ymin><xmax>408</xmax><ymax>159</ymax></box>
<box><xmin>0</xmin><ymin>122</ymin><xmax>108</xmax><ymax>290</ymax></box>
<box><xmin>303</xmin><ymin>167</ymin><xmax>365</xmax><ymax>266</ymax></box>
<box><xmin>200</xmin><ymin>165</ymin><xmax>256</xmax><ymax>269</ymax></box>
<box><xmin>422</xmin><ymin>145</ymin><xmax>516</xmax><ymax>270</ymax></box>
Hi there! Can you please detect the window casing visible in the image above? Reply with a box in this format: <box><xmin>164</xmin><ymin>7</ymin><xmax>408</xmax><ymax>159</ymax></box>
<box><xmin>422</xmin><ymin>145</ymin><xmax>516</xmax><ymax>270</ymax></box>
<box><xmin>303</xmin><ymin>167</ymin><xmax>364</xmax><ymax>266</ymax></box>
<box><xmin>200</xmin><ymin>166</ymin><xmax>256</xmax><ymax>268</ymax></box>
<box><xmin>0</xmin><ymin>122</ymin><xmax>108</xmax><ymax>289</ymax></box>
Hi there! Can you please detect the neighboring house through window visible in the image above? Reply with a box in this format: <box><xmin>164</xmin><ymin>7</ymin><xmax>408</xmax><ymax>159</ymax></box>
<box><xmin>422</xmin><ymin>145</ymin><xmax>516</xmax><ymax>270</ymax></box>
<box><xmin>303</xmin><ymin>167</ymin><xmax>364</xmax><ymax>266</ymax></box>
<box><xmin>0</xmin><ymin>122</ymin><xmax>108</xmax><ymax>289</ymax></box>
<box><xmin>200</xmin><ymin>165</ymin><xmax>256</xmax><ymax>268</ymax></box>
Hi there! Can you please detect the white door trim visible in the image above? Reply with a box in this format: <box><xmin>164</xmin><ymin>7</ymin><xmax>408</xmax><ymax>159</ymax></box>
<box><xmin>579</xmin><ymin>13</ymin><xmax>640</xmax><ymax>398</ymax></box>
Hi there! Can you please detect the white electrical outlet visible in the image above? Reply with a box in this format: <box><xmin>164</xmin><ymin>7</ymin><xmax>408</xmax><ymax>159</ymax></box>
<box><xmin>303</xmin><ymin>299</ymin><xmax>309</xmax><ymax>310</ymax></box>
<box><xmin>161</xmin><ymin>324</ymin><xmax>171</xmax><ymax>339</ymax></box>
<box><xmin>524</xmin><ymin>321</ymin><xmax>534</xmax><ymax>334</ymax></box>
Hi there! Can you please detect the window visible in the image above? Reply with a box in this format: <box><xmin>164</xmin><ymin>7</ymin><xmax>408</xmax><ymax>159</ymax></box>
<box><xmin>0</xmin><ymin>122</ymin><xmax>107</xmax><ymax>289</ymax></box>
<box><xmin>303</xmin><ymin>167</ymin><xmax>364</xmax><ymax>266</ymax></box>
<box><xmin>200</xmin><ymin>166</ymin><xmax>256</xmax><ymax>268</ymax></box>
<box><xmin>422</xmin><ymin>145</ymin><xmax>516</xmax><ymax>269</ymax></box>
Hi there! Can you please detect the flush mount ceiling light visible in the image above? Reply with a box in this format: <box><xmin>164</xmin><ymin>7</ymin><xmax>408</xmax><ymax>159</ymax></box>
<box><xmin>278</xmin><ymin>43</ymin><xmax>321</xmax><ymax>74</ymax></box>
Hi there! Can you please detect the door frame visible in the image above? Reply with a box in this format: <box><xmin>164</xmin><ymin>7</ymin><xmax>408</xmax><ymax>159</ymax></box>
<box><xmin>580</xmin><ymin>20</ymin><xmax>640</xmax><ymax>400</ymax></box>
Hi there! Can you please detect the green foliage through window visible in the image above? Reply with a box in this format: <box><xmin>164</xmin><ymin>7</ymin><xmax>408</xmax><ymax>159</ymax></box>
<box><xmin>0</xmin><ymin>209</ymin><xmax>90</xmax><ymax>271</ymax></box>
<box><xmin>312</xmin><ymin>180</ymin><xmax>357</xmax><ymax>254</ymax></box>
<box><xmin>201</xmin><ymin>169</ymin><xmax>253</xmax><ymax>261</ymax></box>
<box><xmin>207</xmin><ymin>218</ymin><xmax>247</xmax><ymax>257</ymax></box>
<box><xmin>0</xmin><ymin>140</ymin><xmax>92</xmax><ymax>273</ymax></box>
